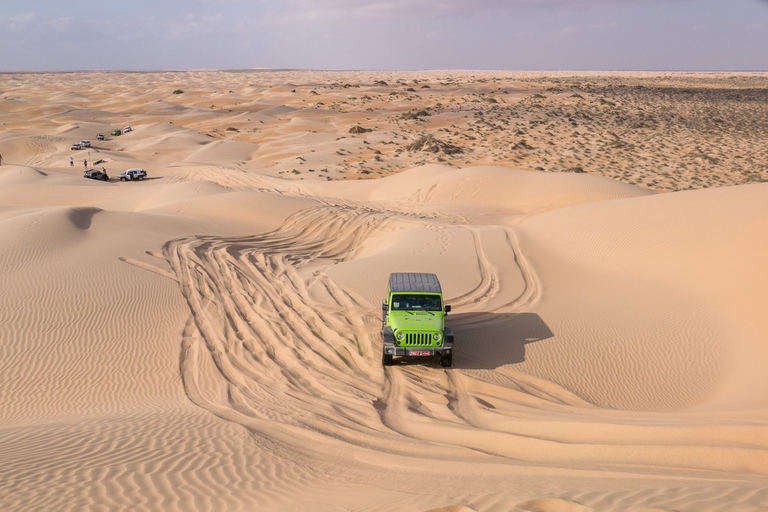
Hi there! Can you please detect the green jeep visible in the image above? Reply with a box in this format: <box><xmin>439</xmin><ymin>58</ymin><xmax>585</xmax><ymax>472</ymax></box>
<box><xmin>382</xmin><ymin>272</ymin><xmax>454</xmax><ymax>367</ymax></box>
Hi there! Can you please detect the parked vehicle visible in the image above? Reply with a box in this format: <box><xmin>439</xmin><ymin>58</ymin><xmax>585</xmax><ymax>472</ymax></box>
<box><xmin>71</xmin><ymin>143</ymin><xmax>82</xmax><ymax>150</ymax></box>
<box><xmin>381</xmin><ymin>272</ymin><xmax>454</xmax><ymax>367</ymax></box>
<box><xmin>80</xmin><ymin>140</ymin><xmax>91</xmax><ymax>147</ymax></box>
<box><xmin>84</xmin><ymin>169</ymin><xmax>109</xmax><ymax>181</ymax></box>
<box><xmin>123</xmin><ymin>126</ymin><xmax>132</xmax><ymax>133</ymax></box>
<box><xmin>111</xmin><ymin>129</ymin><xmax>122</xmax><ymax>136</ymax></box>
<box><xmin>96</xmin><ymin>134</ymin><xmax>105</xmax><ymax>140</ymax></box>
<box><xmin>118</xmin><ymin>168</ymin><xmax>147</xmax><ymax>181</ymax></box>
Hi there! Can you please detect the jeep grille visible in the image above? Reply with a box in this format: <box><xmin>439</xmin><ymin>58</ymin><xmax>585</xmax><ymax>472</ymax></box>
<box><xmin>401</xmin><ymin>332</ymin><xmax>439</xmax><ymax>346</ymax></box>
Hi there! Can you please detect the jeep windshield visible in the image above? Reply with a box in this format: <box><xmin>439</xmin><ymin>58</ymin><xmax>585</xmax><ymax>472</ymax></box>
<box><xmin>391</xmin><ymin>294</ymin><xmax>442</xmax><ymax>311</ymax></box>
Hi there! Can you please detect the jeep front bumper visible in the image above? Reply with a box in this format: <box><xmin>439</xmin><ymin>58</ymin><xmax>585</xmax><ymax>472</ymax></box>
<box><xmin>384</xmin><ymin>346</ymin><xmax>452</xmax><ymax>357</ymax></box>
<box><xmin>382</xmin><ymin>326</ymin><xmax>453</xmax><ymax>357</ymax></box>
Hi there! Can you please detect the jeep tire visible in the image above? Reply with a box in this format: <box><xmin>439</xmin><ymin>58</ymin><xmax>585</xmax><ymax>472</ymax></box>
<box><xmin>440</xmin><ymin>354</ymin><xmax>452</xmax><ymax>368</ymax></box>
<box><xmin>382</xmin><ymin>353</ymin><xmax>393</xmax><ymax>366</ymax></box>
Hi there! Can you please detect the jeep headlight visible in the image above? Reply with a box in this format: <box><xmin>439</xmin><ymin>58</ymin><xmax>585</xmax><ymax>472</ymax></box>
<box><xmin>395</xmin><ymin>332</ymin><xmax>405</xmax><ymax>341</ymax></box>
<box><xmin>433</xmin><ymin>332</ymin><xmax>441</xmax><ymax>341</ymax></box>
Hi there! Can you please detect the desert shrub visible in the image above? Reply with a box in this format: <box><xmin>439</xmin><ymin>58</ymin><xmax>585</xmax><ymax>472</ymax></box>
<box><xmin>512</xmin><ymin>140</ymin><xmax>535</xmax><ymax>150</ymax></box>
<box><xmin>226</xmin><ymin>127</ymin><xmax>239</xmax><ymax>132</ymax></box>
<box><xmin>407</xmin><ymin>134</ymin><xmax>434</xmax><ymax>151</ymax></box>
<box><xmin>407</xmin><ymin>134</ymin><xmax>463</xmax><ymax>155</ymax></box>
<box><xmin>349</xmin><ymin>125</ymin><xmax>372</xmax><ymax>134</ymax></box>
<box><xmin>401</xmin><ymin>110</ymin><xmax>430</xmax><ymax>120</ymax></box>
<box><xmin>172</xmin><ymin>89</ymin><xmax>184</xmax><ymax>94</ymax></box>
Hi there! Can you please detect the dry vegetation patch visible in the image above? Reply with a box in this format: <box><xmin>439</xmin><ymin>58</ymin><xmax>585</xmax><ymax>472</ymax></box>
<box><xmin>1</xmin><ymin>70</ymin><xmax>766</xmax><ymax>187</ymax></box>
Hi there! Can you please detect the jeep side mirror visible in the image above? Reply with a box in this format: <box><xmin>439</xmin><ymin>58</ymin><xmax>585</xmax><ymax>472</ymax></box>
<box><xmin>444</xmin><ymin>305</ymin><xmax>451</xmax><ymax>314</ymax></box>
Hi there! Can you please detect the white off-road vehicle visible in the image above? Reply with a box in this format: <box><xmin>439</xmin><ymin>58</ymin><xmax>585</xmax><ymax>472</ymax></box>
<box><xmin>118</xmin><ymin>168</ymin><xmax>147</xmax><ymax>181</ymax></box>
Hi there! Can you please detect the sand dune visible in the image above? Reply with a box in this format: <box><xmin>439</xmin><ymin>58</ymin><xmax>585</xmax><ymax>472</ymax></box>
<box><xmin>181</xmin><ymin>139</ymin><xmax>258</xmax><ymax>165</ymax></box>
<box><xmin>1</xmin><ymin>71</ymin><xmax>767</xmax><ymax>512</ymax></box>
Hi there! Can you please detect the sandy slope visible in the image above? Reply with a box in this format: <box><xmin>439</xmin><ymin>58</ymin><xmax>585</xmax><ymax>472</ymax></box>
<box><xmin>1</xmin><ymin>71</ymin><xmax>768</xmax><ymax>512</ymax></box>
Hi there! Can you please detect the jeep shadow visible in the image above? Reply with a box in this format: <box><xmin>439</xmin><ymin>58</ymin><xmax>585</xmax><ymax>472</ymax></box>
<box><xmin>445</xmin><ymin>312</ymin><xmax>553</xmax><ymax>370</ymax></box>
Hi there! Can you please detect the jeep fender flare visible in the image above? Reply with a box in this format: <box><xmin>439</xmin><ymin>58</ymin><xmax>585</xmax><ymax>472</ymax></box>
<box><xmin>443</xmin><ymin>327</ymin><xmax>454</xmax><ymax>348</ymax></box>
<box><xmin>383</xmin><ymin>325</ymin><xmax>397</xmax><ymax>350</ymax></box>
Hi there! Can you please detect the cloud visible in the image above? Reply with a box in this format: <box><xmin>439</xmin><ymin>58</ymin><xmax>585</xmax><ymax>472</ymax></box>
<box><xmin>589</xmin><ymin>21</ymin><xmax>618</xmax><ymax>30</ymax></box>
<box><xmin>0</xmin><ymin>12</ymin><xmax>36</xmax><ymax>30</ymax></box>
<box><xmin>10</xmin><ymin>13</ymin><xmax>36</xmax><ymax>23</ymax></box>
<box><xmin>266</xmin><ymin>0</ymin><xmax>692</xmax><ymax>24</ymax></box>
<box><xmin>158</xmin><ymin>13</ymin><xmax>226</xmax><ymax>40</ymax></box>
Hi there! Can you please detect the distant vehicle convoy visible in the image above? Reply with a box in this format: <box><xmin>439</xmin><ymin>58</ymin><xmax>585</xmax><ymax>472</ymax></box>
<box><xmin>381</xmin><ymin>272</ymin><xmax>454</xmax><ymax>367</ymax></box>
<box><xmin>71</xmin><ymin>128</ymin><xmax>131</xmax><ymax>148</ymax></box>
<box><xmin>70</xmin><ymin>131</ymin><xmax>144</xmax><ymax>182</ymax></box>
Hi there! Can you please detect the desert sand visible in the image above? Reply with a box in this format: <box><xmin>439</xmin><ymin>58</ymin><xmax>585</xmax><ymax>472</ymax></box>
<box><xmin>1</xmin><ymin>70</ymin><xmax>767</xmax><ymax>512</ymax></box>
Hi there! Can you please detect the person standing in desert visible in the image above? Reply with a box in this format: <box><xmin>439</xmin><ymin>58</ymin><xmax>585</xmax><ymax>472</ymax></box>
<box><xmin>69</xmin><ymin>156</ymin><xmax>73</xmax><ymax>166</ymax></box>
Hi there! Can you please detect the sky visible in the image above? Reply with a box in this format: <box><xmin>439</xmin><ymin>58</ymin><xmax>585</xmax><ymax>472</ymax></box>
<box><xmin>0</xmin><ymin>0</ymin><xmax>767</xmax><ymax>71</ymax></box>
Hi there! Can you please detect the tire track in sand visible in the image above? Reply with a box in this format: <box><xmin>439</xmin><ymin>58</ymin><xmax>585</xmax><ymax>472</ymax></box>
<box><xmin>161</xmin><ymin>199</ymin><xmax>768</xmax><ymax>479</ymax></box>
<box><xmin>167</xmin><ymin>205</ymin><xmax>424</xmax><ymax>453</ymax></box>
<box><xmin>163</xmin><ymin>198</ymin><xmax>553</xmax><ymax>458</ymax></box>
<box><xmin>164</xmin><ymin>200</ymin><xmax>515</xmax><ymax>462</ymax></box>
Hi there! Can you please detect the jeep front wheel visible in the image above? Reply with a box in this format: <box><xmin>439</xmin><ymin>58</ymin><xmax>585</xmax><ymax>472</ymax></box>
<box><xmin>382</xmin><ymin>353</ymin><xmax>393</xmax><ymax>366</ymax></box>
<box><xmin>440</xmin><ymin>354</ymin><xmax>452</xmax><ymax>368</ymax></box>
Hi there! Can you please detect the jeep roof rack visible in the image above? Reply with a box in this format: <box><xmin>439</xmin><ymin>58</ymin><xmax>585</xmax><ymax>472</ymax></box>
<box><xmin>388</xmin><ymin>272</ymin><xmax>442</xmax><ymax>294</ymax></box>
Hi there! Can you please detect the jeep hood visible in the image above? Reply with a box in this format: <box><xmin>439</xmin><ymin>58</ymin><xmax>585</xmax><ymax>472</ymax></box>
<box><xmin>389</xmin><ymin>311</ymin><xmax>444</xmax><ymax>332</ymax></box>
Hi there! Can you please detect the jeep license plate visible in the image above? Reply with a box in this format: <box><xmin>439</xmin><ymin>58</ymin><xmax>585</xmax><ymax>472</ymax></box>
<box><xmin>408</xmin><ymin>350</ymin><xmax>431</xmax><ymax>356</ymax></box>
